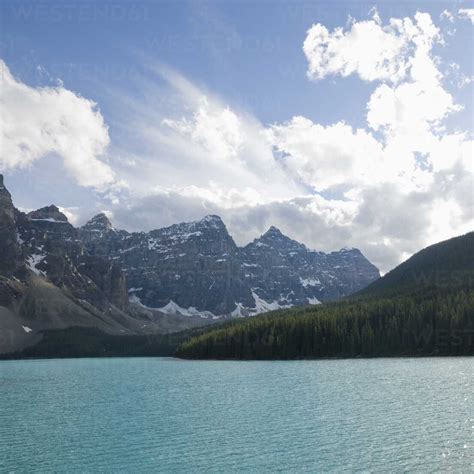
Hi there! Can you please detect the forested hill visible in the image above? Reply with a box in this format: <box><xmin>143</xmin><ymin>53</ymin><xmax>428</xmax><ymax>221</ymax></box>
<box><xmin>176</xmin><ymin>233</ymin><xmax>474</xmax><ymax>360</ymax></box>
<box><xmin>358</xmin><ymin>232</ymin><xmax>474</xmax><ymax>298</ymax></box>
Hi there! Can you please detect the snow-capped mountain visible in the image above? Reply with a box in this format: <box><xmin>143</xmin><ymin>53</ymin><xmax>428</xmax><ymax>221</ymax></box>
<box><xmin>80</xmin><ymin>212</ymin><xmax>380</xmax><ymax>317</ymax></box>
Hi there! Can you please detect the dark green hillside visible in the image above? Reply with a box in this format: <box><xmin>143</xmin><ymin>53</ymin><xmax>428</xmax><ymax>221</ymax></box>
<box><xmin>177</xmin><ymin>233</ymin><xmax>474</xmax><ymax>360</ymax></box>
<box><xmin>358</xmin><ymin>232</ymin><xmax>474</xmax><ymax>297</ymax></box>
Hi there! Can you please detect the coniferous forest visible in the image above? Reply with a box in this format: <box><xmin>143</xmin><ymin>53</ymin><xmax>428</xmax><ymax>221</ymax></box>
<box><xmin>177</xmin><ymin>232</ymin><xmax>474</xmax><ymax>359</ymax></box>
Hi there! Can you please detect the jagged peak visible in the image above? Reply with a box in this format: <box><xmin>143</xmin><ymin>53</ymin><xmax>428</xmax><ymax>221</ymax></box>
<box><xmin>28</xmin><ymin>205</ymin><xmax>68</xmax><ymax>223</ymax></box>
<box><xmin>199</xmin><ymin>214</ymin><xmax>225</xmax><ymax>227</ymax></box>
<box><xmin>0</xmin><ymin>174</ymin><xmax>4</xmax><ymax>189</ymax></box>
<box><xmin>260</xmin><ymin>225</ymin><xmax>295</xmax><ymax>242</ymax></box>
<box><xmin>250</xmin><ymin>225</ymin><xmax>306</xmax><ymax>251</ymax></box>
<box><xmin>175</xmin><ymin>214</ymin><xmax>227</xmax><ymax>232</ymax></box>
<box><xmin>150</xmin><ymin>214</ymin><xmax>232</xmax><ymax>243</ymax></box>
<box><xmin>337</xmin><ymin>246</ymin><xmax>361</xmax><ymax>254</ymax></box>
<box><xmin>263</xmin><ymin>226</ymin><xmax>284</xmax><ymax>237</ymax></box>
<box><xmin>83</xmin><ymin>212</ymin><xmax>114</xmax><ymax>230</ymax></box>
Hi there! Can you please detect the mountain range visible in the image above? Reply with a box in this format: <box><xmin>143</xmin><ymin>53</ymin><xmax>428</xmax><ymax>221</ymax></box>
<box><xmin>0</xmin><ymin>174</ymin><xmax>379</xmax><ymax>355</ymax></box>
<box><xmin>81</xmin><ymin>212</ymin><xmax>379</xmax><ymax>315</ymax></box>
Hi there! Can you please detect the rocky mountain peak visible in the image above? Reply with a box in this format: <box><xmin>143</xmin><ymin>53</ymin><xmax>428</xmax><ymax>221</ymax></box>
<box><xmin>28</xmin><ymin>205</ymin><xmax>68</xmax><ymax>223</ymax></box>
<box><xmin>263</xmin><ymin>225</ymin><xmax>284</xmax><ymax>237</ymax></box>
<box><xmin>255</xmin><ymin>226</ymin><xmax>306</xmax><ymax>252</ymax></box>
<box><xmin>0</xmin><ymin>174</ymin><xmax>4</xmax><ymax>189</ymax></box>
<box><xmin>154</xmin><ymin>214</ymin><xmax>231</xmax><ymax>241</ymax></box>
<box><xmin>197</xmin><ymin>214</ymin><xmax>226</xmax><ymax>230</ymax></box>
<box><xmin>335</xmin><ymin>247</ymin><xmax>362</xmax><ymax>256</ymax></box>
<box><xmin>83</xmin><ymin>213</ymin><xmax>114</xmax><ymax>231</ymax></box>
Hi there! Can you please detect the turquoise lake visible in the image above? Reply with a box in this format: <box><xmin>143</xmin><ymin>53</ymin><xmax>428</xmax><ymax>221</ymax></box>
<box><xmin>0</xmin><ymin>357</ymin><xmax>472</xmax><ymax>472</ymax></box>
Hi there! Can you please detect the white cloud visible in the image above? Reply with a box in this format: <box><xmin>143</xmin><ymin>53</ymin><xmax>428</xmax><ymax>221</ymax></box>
<box><xmin>0</xmin><ymin>60</ymin><xmax>114</xmax><ymax>188</ymax></box>
<box><xmin>458</xmin><ymin>9</ymin><xmax>474</xmax><ymax>24</ymax></box>
<box><xmin>267</xmin><ymin>117</ymin><xmax>386</xmax><ymax>191</ymax></box>
<box><xmin>303</xmin><ymin>12</ymin><xmax>440</xmax><ymax>83</ymax></box>
<box><xmin>367</xmin><ymin>81</ymin><xmax>459</xmax><ymax>139</ymax></box>
<box><xmin>440</xmin><ymin>10</ymin><xmax>454</xmax><ymax>23</ymax></box>
<box><xmin>364</xmin><ymin>12</ymin><xmax>456</xmax><ymax>134</ymax></box>
<box><xmin>162</xmin><ymin>97</ymin><xmax>243</xmax><ymax>160</ymax></box>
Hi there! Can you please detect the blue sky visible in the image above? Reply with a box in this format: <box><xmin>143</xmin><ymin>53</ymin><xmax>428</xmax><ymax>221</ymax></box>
<box><xmin>3</xmin><ymin>1</ymin><xmax>472</xmax><ymax>125</ymax></box>
<box><xmin>1</xmin><ymin>0</ymin><xmax>473</xmax><ymax>272</ymax></box>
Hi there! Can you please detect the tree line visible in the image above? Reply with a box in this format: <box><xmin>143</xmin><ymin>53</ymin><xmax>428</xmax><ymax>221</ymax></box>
<box><xmin>176</xmin><ymin>289</ymin><xmax>474</xmax><ymax>359</ymax></box>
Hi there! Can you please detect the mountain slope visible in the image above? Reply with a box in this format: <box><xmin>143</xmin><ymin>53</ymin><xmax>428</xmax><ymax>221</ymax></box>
<box><xmin>176</xmin><ymin>232</ymin><xmax>474</xmax><ymax>359</ymax></box>
<box><xmin>358</xmin><ymin>232</ymin><xmax>474</xmax><ymax>297</ymax></box>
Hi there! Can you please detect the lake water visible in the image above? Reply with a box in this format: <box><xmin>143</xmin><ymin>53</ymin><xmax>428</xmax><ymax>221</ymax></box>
<box><xmin>0</xmin><ymin>357</ymin><xmax>472</xmax><ymax>472</ymax></box>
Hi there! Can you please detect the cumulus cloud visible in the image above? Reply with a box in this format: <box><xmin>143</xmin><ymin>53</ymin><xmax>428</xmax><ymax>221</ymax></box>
<box><xmin>366</xmin><ymin>13</ymin><xmax>459</xmax><ymax>147</ymax></box>
<box><xmin>0</xmin><ymin>60</ymin><xmax>114</xmax><ymax>188</ymax></box>
<box><xmin>267</xmin><ymin>117</ymin><xmax>385</xmax><ymax>191</ymax></box>
<box><xmin>303</xmin><ymin>11</ymin><xmax>440</xmax><ymax>83</ymax></box>
<box><xmin>162</xmin><ymin>98</ymin><xmax>243</xmax><ymax>160</ymax></box>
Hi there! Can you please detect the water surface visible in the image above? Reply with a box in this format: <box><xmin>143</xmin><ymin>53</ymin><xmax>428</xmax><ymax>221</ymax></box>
<box><xmin>0</xmin><ymin>357</ymin><xmax>472</xmax><ymax>472</ymax></box>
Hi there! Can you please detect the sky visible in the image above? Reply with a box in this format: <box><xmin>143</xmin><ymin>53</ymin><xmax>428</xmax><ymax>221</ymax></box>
<box><xmin>1</xmin><ymin>0</ymin><xmax>473</xmax><ymax>273</ymax></box>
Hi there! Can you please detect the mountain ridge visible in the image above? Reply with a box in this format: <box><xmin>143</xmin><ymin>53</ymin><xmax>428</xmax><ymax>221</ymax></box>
<box><xmin>78</xmin><ymin>210</ymin><xmax>380</xmax><ymax>314</ymax></box>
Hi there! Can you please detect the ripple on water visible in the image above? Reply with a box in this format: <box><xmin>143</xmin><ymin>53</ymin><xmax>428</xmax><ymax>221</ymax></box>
<box><xmin>0</xmin><ymin>357</ymin><xmax>472</xmax><ymax>472</ymax></box>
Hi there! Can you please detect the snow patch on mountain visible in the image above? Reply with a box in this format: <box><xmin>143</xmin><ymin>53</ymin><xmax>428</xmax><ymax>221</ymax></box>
<box><xmin>249</xmin><ymin>291</ymin><xmax>293</xmax><ymax>315</ymax></box>
<box><xmin>158</xmin><ymin>300</ymin><xmax>218</xmax><ymax>319</ymax></box>
<box><xmin>130</xmin><ymin>294</ymin><xmax>218</xmax><ymax>319</ymax></box>
<box><xmin>26</xmin><ymin>253</ymin><xmax>46</xmax><ymax>276</ymax></box>
<box><xmin>300</xmin><ymin>277</ymin><xmax>321</xmax><ymax>287</ymax></box>
<box><xmin>30</xmin><ymin>218</ymin><xmax>67</xmax><ymax>223</ymax></box>
<box><xmin>231</xmin><ymin>302</ymin><xmax>247</xmax><ymax>317</ymax></box>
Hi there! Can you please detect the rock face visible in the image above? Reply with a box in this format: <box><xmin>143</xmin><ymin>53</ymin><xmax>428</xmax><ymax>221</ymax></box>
<box><xmin>80</xmin><ymin>214</ymin><xmax>254</xmax><ymax>314</ymax></box>
<box><xmin>80</xmin><ymin>213</ymin><xmax>380</xmax><ymax>316</ymax></box>
<box><xmin>240</xmin><ymin>226</ymin><xmax>379</xmax><ymax>307</ymax></box>
<box><xmin>0</xmin><ymin>175</ymin><xmax>22</xmax><ymax>277</ymax></box>
<box><xmin>15</xmin><ymin>204</ymin><xmax>129</xmax><ymax>312</ymax></box>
